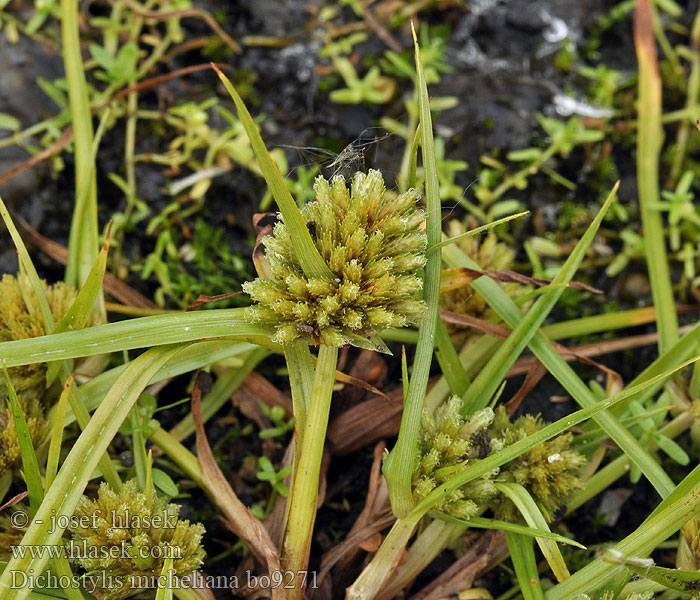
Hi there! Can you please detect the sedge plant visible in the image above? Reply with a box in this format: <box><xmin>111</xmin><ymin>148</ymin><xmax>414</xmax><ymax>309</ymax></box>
<box><xmin>4</xmin><ymin>4</ymin><xmax>700</xmax><ymax>600</ymax></box>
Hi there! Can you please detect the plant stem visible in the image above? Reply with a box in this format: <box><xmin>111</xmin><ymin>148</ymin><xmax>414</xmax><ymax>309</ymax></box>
<box><xmin>667</xmin><ymin>7</ymin><xmax>700</xmax><ymax>186</ymax></box>
<box><xmin>376</xmin><ymin>518</ymin><xmax>466</xmax><ymax>600</ymax></box>
<box><xmin>281</xmin><ymin>343</ymin><xmax>338</xmax><ymax>599</ymax></box>
<box><xmin>383</xmin><ymin>27</ymin><xmax>442</xmax><ymax>518</ymax></box>
<box><xmin>60</xmin><ymin>0</ymin><xmax>100</xmax><ymax>292</ymax></box>
<box><xmin>635</xmin><ymin>0</ymin><xmax>679</xmax><ymax>353</ymax></box>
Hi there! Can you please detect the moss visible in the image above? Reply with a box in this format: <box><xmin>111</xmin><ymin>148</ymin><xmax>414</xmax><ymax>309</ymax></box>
<box><xmin>0</xmin><ymin>397</ymin><xmax>48</xmax><ymax>478</ymax></box>
<box><xmin>490</xmin><ymin>406</ymin><xmax>586</xmax><ymax>522</ymax></box>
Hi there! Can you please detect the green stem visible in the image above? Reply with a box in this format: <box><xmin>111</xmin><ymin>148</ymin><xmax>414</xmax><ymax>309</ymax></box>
<box><xmin>376</xmin><ymin>519</ymin><xmax>466</xmax><ymax>600</ymax></box>
<box><xmin>61</xmin><ymin>0</ymin><xmax>100</xmax><ymax>290</ymax></box>
<box><xmin>506</xmin><ymin>531</ymin><xmax>545</xmax><ymax>600</ymax></box>
<box><xmin>667</xmin><ymin>7</ymin><xmax>700</xmax><ymax>186</ymax></box>
<box><xmin>383</xmin><ymin>30</ymin><xmax>442</xmax><ymax>518</ymax></box>
<box><xmin>282</xmin><ymin>340</ymin><xmax>315</xmax><ymax>531</ymax></box>
<box><xmin>281</xmin><ymin>343</ymin><xmax>338</xmax><ymax>599</ymax></box>
<box><xmin>149</xmin><ymin>427</ymin><xmax>205</xmax><ymax>489</ymax></box>
<box><xmin>635</xmin><ymin>0</ymin><xmax>680</xmax><ymax>353</ymax></box>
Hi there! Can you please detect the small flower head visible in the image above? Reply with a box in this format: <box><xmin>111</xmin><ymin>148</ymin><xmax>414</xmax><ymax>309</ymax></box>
<box><xmin>0</xmin><ymin>397</ymin><xmax>47</xmax><ymax>479</ymax></box>
<box><xmin>0</xmin><ymin>274</ymin><xmax>86</xmax><ymax>403</ymax></box>
<box><xmin>243</xmin><ymin>170</ymin><xmax>427</xmax><ymax>347</ymax></box>
<box><xmin>412</xmin><ymin>400</ymin><xmax>584</xmax><ymax>522</ymax></box>
<box><xmin>412</xmin><ymin>397</ymin><xmax>499</xmax><ymax>518</ymax></box>
<box><xmin>69</xmin><ymin>479</ymin><xmax>205</xmax><ymax>600</ymax></box>
<box><xmin>489</xmin><ymin>406</ymin><xmax>586</xmax><ymax>522</ymax></box>
<box><xmin>440</xmin><ymin>221</ymin><xmax>531</xmax><ymax>343</ymax></box>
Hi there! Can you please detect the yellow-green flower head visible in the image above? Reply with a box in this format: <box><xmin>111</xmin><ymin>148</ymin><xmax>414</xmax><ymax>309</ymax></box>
<box><xmin>70</xmin><ymin>479</ymin><xmax>205</xmax><ymax>600</ymax></box>
<box><xmin>440</xmin><ymin>221</ymin><xmax>531</xmax><ymax>344</ymax></box>
<box><xmin>489</xmin><ymin>406</ymin><xmax>586</xmax><ymax>522</ymax></box>
<box><xmin>412</xmin><ymin>399</ymin><xmax>585</xmax><ymax>522</ymax></box>
<box><xmin>0</xmin><ymin>274</ymin><xmax>85</xmax><ymax>403</ymax></box>
<box><xmin>0</xmin><ymin>398</ymin><xmax>47</xmax><ymax>478</ymax></box>
<box><xmin>243</xmin><ymin>170</ymin><xmax>427</xmax><ymax>347</ymax></box>
<box><xmin>413</xmin><ymin>397</ymin><xmax>499</xmax><ymax>519</ymax></box>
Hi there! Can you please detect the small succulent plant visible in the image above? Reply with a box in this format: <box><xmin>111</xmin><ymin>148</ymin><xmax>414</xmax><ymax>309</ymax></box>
<box><xmin>243</xmin><ymin>169</ymin><xmax>427</xmax><ymax>347</ymax></box>
<box><xmin>412</xmin><ymin>397</ymin><xmax>585</xmax><ymax>522</ymax></box>
<box><xmin>0</xmin><ymin>274</ymin><xmax>84</xmax><ymax>403</ymax></box>
<box><xmin>69</xmin><ymin>479</ymin><xmax>206</xmax><ymax>600</ymax></box>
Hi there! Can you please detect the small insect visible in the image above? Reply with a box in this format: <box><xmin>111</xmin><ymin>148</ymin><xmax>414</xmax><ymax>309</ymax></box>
<box><xmin>306</xmin><ymin>220</ymin><xmax>317</xmax><ymax>237</ymax></box>
<box><xmin>326</xmin><ymin>130</ymin><xmax>380</xmax><ymax>178</ymax></box>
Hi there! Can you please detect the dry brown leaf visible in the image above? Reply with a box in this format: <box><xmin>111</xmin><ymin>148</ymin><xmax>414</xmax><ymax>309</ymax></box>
<box><xmin>440</xmin><ymin>267</ymin><xmax>602</xmax><ymax>294</ymax></box>
<box><xmin>409</xmin><ymin>532</ymin><xmax>508</xmax><ymax>600</ymax></box>
<box><xmin>186</xmin><ymin>292</ymin><xmax>243</xmax><ymax>311</ymax></box>
<box><xmin>191</xmin><ymin>372</ymin><xmax>283</xmax><ymax>600</ymax></box>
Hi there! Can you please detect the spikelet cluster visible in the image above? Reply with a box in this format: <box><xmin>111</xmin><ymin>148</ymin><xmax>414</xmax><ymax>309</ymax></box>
<box><xmin>0</xmin><ymin>274</ymin><xmax>83</xmax><ymax>402</ymax></box>
<box><xmin>413</xmin><ymin>397</ymin><xmax>500</xmax><ymax>518</ymax></box>
<box><xmin>243</xmin><ymin>170</ymin><xmax>427</xmax><ymax>347</ymax></box>
<box><xmin>490</xmin><ymin>406</ymin><xmax>586</xmax><ymax>522</ymax></box>
<box><xmin>412</xmin><ymin>398</ymin><xmax>585</xmax><ymax>522</ymax></box>
<box><xmin>440</xmin><ymin>221</ymin><xmax>530</xmax><ymax>343</ymax></box>
<box><xmin>69</xmin><ymin>479</ymin><xmax>205</xmax><ymax>600</ymax></box>
<box><xmin>0</xmin><ymin>504</ymin><xmax>27</xmax><ymax>560</ymax></box>
<box><xmin>0</xmin><ymin>398</ymin><xmax>47</xmax><ymax>477</ymax></box>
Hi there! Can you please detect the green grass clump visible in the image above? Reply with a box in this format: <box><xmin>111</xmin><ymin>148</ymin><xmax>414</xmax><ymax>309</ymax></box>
<box><xmin>243</xmin><ymin>169</ymin><xmax>427</xmax><ymax>347</ymax></box>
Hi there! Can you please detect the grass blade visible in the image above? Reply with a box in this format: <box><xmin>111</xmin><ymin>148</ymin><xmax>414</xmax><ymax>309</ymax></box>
<box><xmin>45</xmin><ymin>225</ymin><xmax>111</xmax><ymax>386</ymax></box>
<box><xmin>383</xmin><ymin>22</ymin><xmax>443</xmax><ymax>518</ymax></box>
<box><xmin>442</xmin><ymin>226</ymin><xmax>676</xmax><ymax>497</ymax></box>
<box><xmin>60</xmin><ymin>0</ymin><xmax>99</xmax><ymax>288</ymax></box>
<box><xmin>0</xmin><ymin>197</ymin><xmax>55</xmax><ymax>341</ymax></box>
<box><xmin>496</xmin><ymin>482</ymin><xmax>570</xmax><ymax>581</ymax></box>
<box><xmin>0</xmin><ymin>309</ymin><xmax>275</xmax><ymax>369</ymax></box>
<box><xmin>0</xmin><ymin>345</ymin><xmax>183</xmax><ymax>600</ymax></box>
<box><xmin>505</xmin><ymin>531</ymin><xmax>546</xmax><ymax>600</ymax></box>
<box><xmin>45</xmin><ymin>374</ymin><xmax>73</xmax><ymax>490</ymax></box>
<box><xmin>546</xmin><ymin>476</ymin><xmax>700</xmax><ymax>598</ymax></box>
<box><xmin>2</xmin><ymin>364</ymin><xmax>43</xmax><ymax>515</ymax></box>
<box><xmin>433</xmin><ymin>513</ymin><xmax>585</xmax><ymax>548</ymax></box>
<box><xmin>459</xmin><ymin>183</ymin><xmax>617</xmax><ymax>414</ymax></box>
<box><xmin>155</xmin><ymin>558</ymin><xmax>175</xmax><ymax>600</ymax></box>
<box><xmin>635</xmin><ymin>0</ymin><xmax>679</xmax><ymax>351</ymax></box>
<box><xmin>211</xmin><ymin>64</ymin><xmax>332</xmax><ymax>281</ymax></box>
